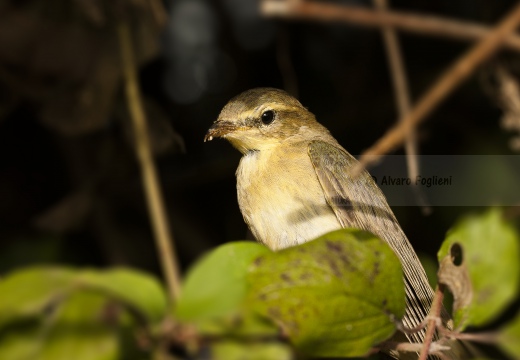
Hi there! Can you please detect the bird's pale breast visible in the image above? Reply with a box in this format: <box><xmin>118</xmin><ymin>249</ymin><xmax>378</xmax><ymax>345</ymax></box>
<box><xmin>236</xmin><ymin>141</ymin><xmax>342</xmax><ymax>250</ymax></box>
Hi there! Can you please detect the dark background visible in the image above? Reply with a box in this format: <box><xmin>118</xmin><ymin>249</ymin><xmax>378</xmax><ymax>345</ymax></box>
<box><xmin>0</xmin><ymin>0</ymin><xmax>518</xmax><ymax>278</ymax></box>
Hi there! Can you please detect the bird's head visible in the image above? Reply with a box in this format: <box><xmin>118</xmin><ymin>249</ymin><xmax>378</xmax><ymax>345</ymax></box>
<box><xmin>205</xmin><ymin>88</ymin><xmax>320</xmax><ymax>154</ymax></box>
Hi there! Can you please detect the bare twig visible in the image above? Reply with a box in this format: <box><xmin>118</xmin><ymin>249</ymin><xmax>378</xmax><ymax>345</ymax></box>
<box><xmin>440</xmin><ymin>328</ymin><xmax>498</xmax><ymax>344</ymax></box>
<box><xmin>118</xmin><ymin>22</ymin><xmax>182</xmax><ymax>300</ymax></box>
<box><xmin>419</xmin><ymin>285</ymin><xmax>445</xmax><ymax>360</ymax></box>
<box><xmin>373</xmin><ymin>0</ymin><xmax>414</xmax><ymax>134</ymax></box>
<box><xmin>373</xmin><ymin>0</ymin><xmax>431</xmax><ymax>213</ymax></box>
<box><xmin>261</xmin><ymin>0</ymin><xmax>520</xmax><ymax>52</ymax></box>
<box><xmin>356</xmin><ymin>2</ymin><xmax>520</xmax><ymax>172</ymax></box>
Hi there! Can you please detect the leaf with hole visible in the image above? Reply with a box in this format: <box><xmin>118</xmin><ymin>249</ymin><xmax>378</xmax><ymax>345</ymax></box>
<box><xmin>437</xmin><ymin>208</ymin><xmax>520</xmax><ymax>330</ymax></box>
<box><xmin>247</xmin><ymin>229</ymin><xmax>405</xmax><ymax>358</ymax></box>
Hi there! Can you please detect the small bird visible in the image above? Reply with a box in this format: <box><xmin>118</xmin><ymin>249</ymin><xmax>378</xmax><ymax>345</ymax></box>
<box><xmin>205</xmin><ymin>88</ymin><xmax>455</xmax><ymax>357</ymax></box>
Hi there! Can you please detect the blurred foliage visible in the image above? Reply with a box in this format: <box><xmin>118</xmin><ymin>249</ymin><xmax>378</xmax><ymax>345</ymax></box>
<box><xmin>0</xmin><ymin>267</ymin><xmax>166</xmax><ymax>360</ymax></box>
<box><xmin>175</xmin><ymin>242</ymin><xmax>271</xmax><ymax>325</ymax></box>
<box><xmin>176</xmin><ymin>230</ymin><xmax>405</xmax><ymax>358</ymax></box>
<box><xmin>498</xmin><ymin>312</ymin><xmax>520</xmax><ymax>359</ymax></box>
<box><xmin>210</xmin><ymin>341</ymin><xmax>292</xmax><ymax>360</ymax></box>
<box><xmin>0</xmin><ymin>230</ymin><xmax>404</xmax><ymax>359</ymax></box>
<box><xmin>0</xmin><ymin>213</ymin><xmax>518</xmax><ymax>359</ymax></box>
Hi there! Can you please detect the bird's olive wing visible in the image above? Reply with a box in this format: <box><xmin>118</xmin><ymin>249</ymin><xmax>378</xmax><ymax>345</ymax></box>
<box><xmin>308</xmin><ymin>140</ymin><xmax>439</xmax><ymax>342</ymax></box>
<box><xmin>307</xmin><ymin>140</ymin><xmax>397</xmax><ymax>233</ymax></box>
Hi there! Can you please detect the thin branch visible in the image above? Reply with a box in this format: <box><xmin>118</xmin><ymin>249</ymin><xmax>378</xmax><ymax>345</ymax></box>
<box><xmin>118</xmin><ymin>22</ymin><xmax>182</xmax><ymax>301</ymax></box>
<box><xmin>419</xmin><ymin>285</ymin><xmax>445</xmax><ymax>360</ymax></box>
<box><xmin>373</xmin><ymin>0</ymin><xmax>431</xmax><ymax>214</ymax></box>
<box><xmin>261</xmin><ymin>0</ymin><xmax>520</xmax><ymax>52</ymax></box>
<box><xmin>373</xmin><ymin>0</ymin><xmax>414</xmax><ymax>131</ymax></box>
<box><xmin>440</xmin><ymin>328</ymin><xmax>498</xmax><ymax>344</ymax></box>
<box><xmin>355</xmin><ymin>2</ymin><xmax>520</xmax><ymax>172</ymax></box>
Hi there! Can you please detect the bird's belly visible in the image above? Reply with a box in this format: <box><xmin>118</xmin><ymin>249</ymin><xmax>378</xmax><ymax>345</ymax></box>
<box><xmin>257</xmin><ymin>206</ymin><xmax>341</xmax><ymax>250</ymax></box>
<box><xmin>237</xmin><ymin>151</ymin><xmax>342</xmax><ymax>250</ymax></box>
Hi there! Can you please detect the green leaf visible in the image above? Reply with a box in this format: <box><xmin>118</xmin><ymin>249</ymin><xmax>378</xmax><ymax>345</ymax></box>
<box><xmin>437</xmin><ymin>208</ymin><xmax>520</xmax><ymax>330</ymax></box>
<box><xmin>498</xmin><ymin>311</ymin><xmax>520</xmax><ymax>359</ymax></box>
<box><xmin>0</xmin><ymin>266</ymin><xmax>165</xmax><ymax>360</ymax></box>
<box><xmin>211</xmin><ymin>341</ymin><xmax>292</xmax><ymax>360</ymax></box>
<box><xmin>191</xmin><ymin>312</ymin><xmax>279</xmax><ymax>338</ymax></box>
<box><xmin>0</xmin><ymin>320</ymin><xmax>42</xmax><ymax>360</ymax></box>
<box><xmin>0</xmin><ymin>266</ymin><xmax>167</xmax><ymax>330</ymax></box>
<box><xmin>0</xmin><ymin>267</ymin><xmax>76</xmax><ymax>329</ymax></box>
<box><xmin>78</xmin><ymin>268</ymin><xmax>168</xmax><ymax>323</ymax></box>
<box><xmin>40</xmin><ymin>292</ymin><xmax>119</xmax><ymax>360</ymax></box>
<box><xmin>247</xmin><ymin>229</ymin><xmax>405</xmax><ymax>358</ymax></box>
<box><xmin>175</xmin><ymin>241</ymin><xmax>271</xmax><ymax>322</ymax></box>
<box><xmin>0</xmin><ymin>293</ymin><xmax>119</xmax><ymax>360</ymax></box>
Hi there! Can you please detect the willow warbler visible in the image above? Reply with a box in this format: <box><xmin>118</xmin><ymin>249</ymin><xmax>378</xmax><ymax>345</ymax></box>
<box><xmin>205</xmin><ymin>88</ymin><xmax>461</xmax><ymax>358</ymax></box>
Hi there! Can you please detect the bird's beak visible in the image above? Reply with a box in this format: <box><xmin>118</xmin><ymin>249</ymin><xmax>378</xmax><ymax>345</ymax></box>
<box><xmin>204</xmin><ymin>120</ymin><xmax>240</xmax><ymax>142</ymax></box>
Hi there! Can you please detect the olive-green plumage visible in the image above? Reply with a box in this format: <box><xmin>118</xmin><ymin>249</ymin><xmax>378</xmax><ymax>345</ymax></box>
<box><xmin>205</xmin><ymin>88</ymin><xmax>463</xmax><ymax>359</ymax></box>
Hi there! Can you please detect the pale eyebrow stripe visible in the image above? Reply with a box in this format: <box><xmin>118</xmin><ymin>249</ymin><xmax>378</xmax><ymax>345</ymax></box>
<box><xmin>253</xmin><ymin>103</ymin><xmax>303</xmax><ymax>114</ymax></box>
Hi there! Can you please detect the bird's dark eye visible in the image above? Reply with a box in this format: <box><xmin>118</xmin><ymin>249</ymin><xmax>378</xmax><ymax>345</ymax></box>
<box><xmin>261</xmin><ymin>110</ymin><xmax>275</xmax><ymax>125</ymax></box>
